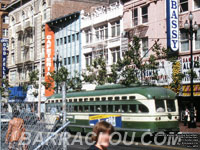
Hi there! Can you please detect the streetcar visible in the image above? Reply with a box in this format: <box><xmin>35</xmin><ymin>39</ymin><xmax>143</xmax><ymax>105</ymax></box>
<box><xmin>45</xmin><ymin>84</ymin><xmax>179</xmax><ymax>137</ymax></box>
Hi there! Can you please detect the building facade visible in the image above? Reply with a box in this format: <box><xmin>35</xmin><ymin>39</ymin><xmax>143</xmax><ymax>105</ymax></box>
<box><xmin>0</xmin><ymin>0</ymin><xmax>10</xmax><ymax>86</ymax></box>
<box><xmin>6</xmin><ymin>0</ymin><xmax>109</xmax><ymax>99</ymax></box>
<box><xmin>122</xmin><ymin>0</ymin><xmax>200</xmax><ymax>119</ymax></box>
<box><xmin>81</xmin><ymin>1</ymin><xmax>124</xmax><ymax>73</ymax></box>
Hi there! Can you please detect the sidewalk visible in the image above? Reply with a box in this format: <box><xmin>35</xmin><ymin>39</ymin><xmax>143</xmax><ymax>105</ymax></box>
<box><xmin>179</xmin><ymin>122</ymin><xmax>200</xmax><ymax>133</ymax></box>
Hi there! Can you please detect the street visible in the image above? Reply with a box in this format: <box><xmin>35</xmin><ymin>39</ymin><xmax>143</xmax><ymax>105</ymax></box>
<box><xmin>2</xmin><ymin>121</ymin><xmax>199</xmax><ymax>150</ymax></box>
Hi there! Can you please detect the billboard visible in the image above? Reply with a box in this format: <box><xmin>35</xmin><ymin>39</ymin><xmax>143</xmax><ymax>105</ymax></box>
<box><xmin>166</xmin><ymin>0</ymin><xmax>179</xmax><ymax>51</ymax></box>
<box><xmin>45</xmin><ymin>24</ymin><xmax>55</xmax><ymax>97</ymax></box>
<box><xmin>1</xmin><ymin>39</ymin><xmax>8</xmax><ymax>87</ymax></box>
<box><xmin>89</xmin><ymin>114</ymin><xmax>122</xmax><ymax>128</ymax></box>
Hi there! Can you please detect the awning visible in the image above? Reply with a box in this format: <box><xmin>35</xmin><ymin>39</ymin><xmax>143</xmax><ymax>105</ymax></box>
<box><xmin>8</xmin><ymin>86</ymin><xmax>26</xmax><ymax>103</ymax></box>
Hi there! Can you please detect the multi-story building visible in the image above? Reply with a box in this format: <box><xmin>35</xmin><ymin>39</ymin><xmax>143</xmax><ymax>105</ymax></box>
<box><xmin>6</xmin><ymin>0</ymin><xmax>109</xmax><ymax>101</ymax></box>
<box><xmin>122</xmin><ymin>0</ymin><xmax>200</xmax><ymax>119</ymax></box>
<box><xmin>81</xmin><ymin>1</ymin><xmax>124</xmax><ymax>73</ymax></box>
<box><xmin>0</xmin><ymin>0</ymin><xmax>10</xmax><ymax>86</ymax></box>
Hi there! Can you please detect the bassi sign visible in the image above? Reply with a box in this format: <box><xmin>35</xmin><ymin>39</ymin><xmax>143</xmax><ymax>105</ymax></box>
<box><xmin>166</xmin><ymin>0</ymin><xmax>179</xmax><ymax>51</ymax></box>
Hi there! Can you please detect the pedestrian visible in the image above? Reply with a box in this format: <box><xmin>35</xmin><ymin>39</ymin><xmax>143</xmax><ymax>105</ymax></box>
<box><xmin>87</xmin><ymin>121</ymin><xmax>114</xmax><ymax>150</ymax></box>
<box><xmin>184</xmin><ymin>108</ymin><xmax>189</xmax><ymax>126</ymax></box>
<box><xmin>5</xmin><ymin>110</ymin><xmax>27</xmax><ymax>150</ymax></box>
<box><xmin>188</xmin><ymin>104</ymin><xmax>196</xmax><ymax>128</ymax></box>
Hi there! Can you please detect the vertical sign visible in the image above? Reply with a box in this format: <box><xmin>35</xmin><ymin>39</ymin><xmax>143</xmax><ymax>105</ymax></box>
<box><xmin>45</xmin><ymin>24</ymin><xmax>55</xmax><ymax>97</ymax></box>
<box><xmin>1</xmin><ymin>39</ymin><xmax>8</xmax><ymax>87</ymax></box>
<box><xmin>166</xmin><ymin>0</ymin><xmax>179</xmax><ymax>51</ymax></box>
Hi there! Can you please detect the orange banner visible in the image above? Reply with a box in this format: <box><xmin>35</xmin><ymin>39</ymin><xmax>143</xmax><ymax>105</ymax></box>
<box><xmin>45</xmin><ymin>24</ymin><xmax>55</xmax><ymax>97</ymax></box>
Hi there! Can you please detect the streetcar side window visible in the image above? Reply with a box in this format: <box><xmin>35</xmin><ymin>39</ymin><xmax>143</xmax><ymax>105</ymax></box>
<box><xmin>115</xmin><ymin>96</ymin><xmax>120</xmax><ymax>100</ymax></box>
<box><xmin>166</xmin><ymin>100</ymin><xmax>176</xmax><ymax>112</ymax></box>
<box><xmin>129</xmin><ymin>104</ymin><xmax>137</xmax><ymax>113</ymax></box>
<box><xmin>129</xmin><ymin>96</ymin><xmax>136</xmax><ymax>100</ymax></box>
<box><xmin>95</xmin><ymin>97</ymin><xmax>100</xmax><ymax>101</ymax></box>
<box><xmin>74</xmin><ymin>106</ymin><xmax>78</xmax><ymax>112</ymax></box>
<box><xmin>90</xmin><ymin>105</ymin><xmax>95</xmax><ymax>112</ymax></box>
<box><xmin>108</xmin><ymin>97</ymin><xmax>113</xmax><ymax>101</ymax></box>
<box><xmin>122</xmin><ymin>96</ymin><xmax>127</xmax><ymax>100</ymax></box>
<box><xmin>84</xmin><ymin>98</ymin><xmax>88</xmax><ymax>101</ymax></box>
<box><xmin>102</xmin><ymin>105</ymin><xmax>107</xmax><ymax>112</ymax></box>
<box><xmin>96</xmin><ymin>105</ymin><xmax>101</xmax><ymax>112</ymax></box>
<box><xmin>102</xmin><ymin>97</ymin><xmax>106</xmax><ymax>101</ymax></box>
<box><xmin>138</xmin><ymin>104</ymin><xmax>149</xmax><ymax>113</ymax></box>
<box><xmin>122</xmin><ymin>105</ymin><xmax>128</xmax><ymax>112</ymax></box>
<box><xmin>79</xmin><ymin>106</ymin><xmax>83</xmax><ymax>112</ymax></box>
<box><xmin>114</xmin><ymin>105</ymin><xmax>121</xmax><ymax>112</ymax></box>
<box><xmin>155</xmin><ymin>100</ymin><xmax>165</xmax><ymax>112</ymax></box>
<box><xmin>85</xmin><ymin>106</ymin><xmax>89</xmax><ymax>112</ymax></box>
<box><xmin>108</xmin><ymin>105</ymin><xmax>113</xmax><ymax>112</ymax></box>
<box><xmin>79</xmin><ymin>98</ymin><xmax>83</xmax><ymax>102</ymax></box>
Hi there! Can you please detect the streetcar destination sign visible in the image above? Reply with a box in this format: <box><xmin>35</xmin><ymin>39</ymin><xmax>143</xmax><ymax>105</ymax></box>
<box><xmin>167</xmin><ymin>0</ymin><xmax>179</xmax><ymax>51</ymax></box>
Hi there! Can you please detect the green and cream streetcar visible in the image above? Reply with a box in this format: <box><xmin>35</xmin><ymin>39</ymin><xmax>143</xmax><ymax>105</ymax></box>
<box><xmin>45</xmin><ymin>84</ymin><xmax>179</xmax><ymax>137</ymax></box>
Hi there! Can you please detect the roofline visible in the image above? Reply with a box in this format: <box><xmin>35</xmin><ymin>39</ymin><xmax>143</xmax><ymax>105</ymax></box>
<box><xmin>46</xmin><ymin>11</ymin><xmax>80</xmax><ymax>25</ymax></box>
<box><xmin>6</xmin><ymin>0</ymin><xmax>20</xmax><ymax>11</ymax></box>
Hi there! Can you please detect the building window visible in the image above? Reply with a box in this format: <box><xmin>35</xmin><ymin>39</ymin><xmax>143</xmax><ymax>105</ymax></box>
<box><xmin>76</xmin><ymin>55</ymin><xmax>79</xmax><ymax>63</ymax></box>
<box><xmin>72</xmin><ymin>56</ymin><xmax>75</xmax><ymax>64</ymax></box>
<box><xmin>10</xmin><ymin>71</ymin><xmax>16</xmax><ymax>83</ymax></box>
<box><xmin>142</xmin><ymin>37</ymin><xmax>148</xmax><ymax>57</ymax></box>
<box><xmin>85</xmin><ymin>53</ymin><xmax>92</xmax><ymax>66</ymax></box>
<box><xmin>11</xmin><ymin>38</ymin><xmax>15</xmax><ymax>49</ymax></box>
<box><xmin>11</xmin><ymin>53</ymin><xmax>15</xmax><ymax>65</ymax></box>
<box><xmin>22</xmin><ymin>11</ymin><xmax>26</xmax><ymax>20</ymax></box>
<box><xmin>2</xmin><ymin>15</ymin><xmax>9</xmax><ymax>24</ymax></box>
<box><xmin>76</xmin><ymin>33</ymin><xmax>79</xmax><ymax>41</ymax></box>
<box><xmin>180</xmin><ymin>0</ymin><xmax>188</xmax><ymax>13</ymax></box>
<box><xmin>64</xmin><ymin>58</ymin><xmax>67</xmax><ymax>65</ymax></box>
<box><xmin>2</xmin><ymin>28</ymin><xmax>8</xmax><ymax>37</ymax></box>
<box><xmin>56</xmin><ymin>39</ymin><xmax>59</xmax><ymax>46</ymax></box>
<box><xmin>195</xmin><ymin>28</ymin><xmax>200</xmax><ymax>50</ymax></box>
<box><xmin>111</xmin><ymin>47</ymin><xmax>120</xmax><ymax>64</ymax></box>
<box><xmin>132</xmin><ymin>8</ymin><xmax>138</xmax><ymax>26</ymax></box>
<box><xmin>42</xmin><ymin>65</ymin><xmax>45</xmax><ymax>77</ymax></box>
<box><xmin>68</xmin><ymin>35</ymin><xmax>71</xmax><ymax>43</ymax></box>
<box><xmin>72</xmin><ymin>34</ymin><xmax>75</xmax><ymax>42</ymax></box>
<box><xmin>95</xmin><ymin>25</ymin><xmax>108</xmax><ymax>41</ymax></box>
<box><xmin>180</xmin><ymin>29</ymin><xmax>189</xmax><ymax>52</ymax></box>
<box><xmin>1</xmin><ymin>4</ymin><xmax>6</xmax><ymax>8</ymax></box>
<box><xmin>64</xmin><ymin>37</ymin><xmax>67</xmax><ymax>44</ymax></box>
<box><xmin>86</xmin><ymin>30</ymin><xmax>92</xmax><ymax>43</ymax></box>
<box><xmin>142</xmin><ymin>6</ymin><xmax>148</xmax><ymax>23</ymax></box>
<box><xmin>94</xmin><ymin>49</ymin><xmax>108</xmax><ymax>63</ymax></box>
<box><xmin>194</xmin><ymin>0</ymin><xmax>200</xmax><ymax>9</ymax></box>
<box><xmin>68</xmin><ymin>57</ymin><xmax>71</xmax><ymax>65</ymax></box>
<box><xmin>111</xmin><ymin>21</ymin><xmax>120</xmax><ymax>37</ymax></box>
<box><xmin>60</xmin><ymin>38</ymin><xmax>63</xmax><ymax>45</ymax></box>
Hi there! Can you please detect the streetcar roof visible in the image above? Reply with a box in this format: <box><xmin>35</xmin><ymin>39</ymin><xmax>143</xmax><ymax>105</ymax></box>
<box><xmin>48</xmin><ymin>85</ymin><xmax>176</xmax><ymax>100</ymax></box>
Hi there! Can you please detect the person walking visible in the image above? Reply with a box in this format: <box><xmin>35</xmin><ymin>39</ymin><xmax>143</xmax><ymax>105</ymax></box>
<box><xmin>87</xmin><ymin>121</ymin><xmax>114</xmax><ymax>150</ymax></box>
<box><xmin>5</xmin><ymin>110</ymin><xmax>27</xmax><ymax>150</ymax></box>
<box><xmin>184</xmin><ymin>108</ymin><xmax>189</xmax><ymax>126</ymax></box>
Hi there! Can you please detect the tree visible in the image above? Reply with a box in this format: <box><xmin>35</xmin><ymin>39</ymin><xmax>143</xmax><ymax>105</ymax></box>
<box><xmin>0</xmin><ymin>78</ymin><xmax>10</xmax><ymax>98</ymax></box>
<box><xmin>43</xmin><ymin>66</ymin><xmax>82</xmax><ymax>92</ymax></box>
<box><xmin>82</xmin><ymin>57</ymin><xmax>107</xmax><ymax>85</ymax></box>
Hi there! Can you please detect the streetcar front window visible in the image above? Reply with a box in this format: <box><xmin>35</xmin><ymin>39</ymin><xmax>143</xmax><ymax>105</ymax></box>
<box><xmin>166</xmin><ymin>100</ymin><xmax>176</xmax><ymax>112</ymax></box>
<box><xmin>155</xmin><ymin>100</ymin><xmax>165</xmax><ymax>112</ymax></box>
<box><xmin>138</xmin><ymin>104</ymin><xmax>149</xmax><ymax>113</ymax></box>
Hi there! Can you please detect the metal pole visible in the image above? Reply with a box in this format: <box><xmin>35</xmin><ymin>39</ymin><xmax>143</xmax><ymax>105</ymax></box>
<box><xmin>56</xmin><ymin>54</ymin><xmax>59</xmax><ymax>94</ymax></box>
<box><xmin>62</xmin><ymin>81</ymin><xmax>67</xmax><ymax>150</ymax></box>
<box><xmin>38</xmin><ymin>50</ymin><xmax>42</xmax><ymax>120</ymax></box>
<box><xmin>0</xmin><ymin>93</ymin><xmax>2</xmax><ymax>149</ymax></box>
<box><xmin>190</xmin><ymin>19</ymin><xmax>194</xmax><ymax>102</ymax></box>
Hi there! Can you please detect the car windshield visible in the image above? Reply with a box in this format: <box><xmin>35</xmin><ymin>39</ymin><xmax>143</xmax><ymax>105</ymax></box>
<box><xmin>155</xmin><ymin>100</ymin><xmax>166</xmax><ymax>112</ymax></box>
<box><xmin>166</xmin><ymin>100</ymin><xmax>176</xmax><ymax>112</ymax></box>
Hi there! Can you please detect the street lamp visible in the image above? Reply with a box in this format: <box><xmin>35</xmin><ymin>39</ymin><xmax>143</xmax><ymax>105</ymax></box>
<box><xmin>184</xmin><ymin>12</ymin><xmax>199</xmax><ymax>101</ymax></box>
<box><xmin>53</xmin><ymin>50</ymin><xmax>62</xmax><ymax>93</ymax></box>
